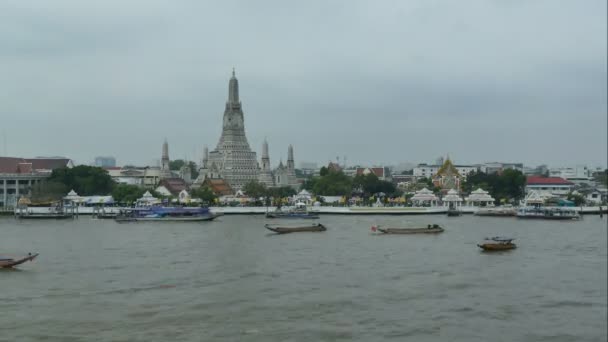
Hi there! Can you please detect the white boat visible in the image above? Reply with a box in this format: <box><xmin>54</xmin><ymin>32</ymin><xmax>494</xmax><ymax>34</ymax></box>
<box><xmin>516</xmin><ymin>206</ymin><xmax>580</xmax><ymax>220</ymax></box>
<box><xmin>474</xmin><ymin>206</ymin><xmax>517</xmax><ymax>217</ymax></box>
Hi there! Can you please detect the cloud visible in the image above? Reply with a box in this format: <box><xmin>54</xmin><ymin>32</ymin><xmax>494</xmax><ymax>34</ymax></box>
<box><xmin>0</xmin><ymin>0</ymin><xmax>605</xmax><ymax>168</ymax></box>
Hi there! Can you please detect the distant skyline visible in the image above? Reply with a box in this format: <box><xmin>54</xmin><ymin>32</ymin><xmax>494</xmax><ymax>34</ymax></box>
<box><xmin>2</xmin><ymin>1</ymin><xmax>606</xmax><ymax>168</ymax></box>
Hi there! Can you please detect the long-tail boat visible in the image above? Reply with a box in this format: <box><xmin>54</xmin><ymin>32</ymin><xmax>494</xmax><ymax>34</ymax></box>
<box><xmin>264</xmin><ymin>223</ymin><xmax>326</xmax><ymax>234</ymax></box>
<box><xmin>477</xmin><ymin>237</ymin><xmax>516</xmax><ymax>251</ymax></box>
<box><xmin>371</xmin><ymin>224</ymin><xmax>444</xmax><ymax>234</ymax></box>
<box><xmin>0</xmin><ymin>253</ymin><xmax>38</xmax><ymax>268</ymax></box>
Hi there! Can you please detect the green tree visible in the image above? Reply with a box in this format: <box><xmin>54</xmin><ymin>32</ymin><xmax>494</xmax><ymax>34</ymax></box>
<box><xmin>243</xmin><ymin>180</ymin><xmax>268</xmax><ymax>204</ymax></box>
<box><xmin>111</xmin><ymin>184</ymin><xmax>146</xmax><ymax>204</ymax></box>
<box><xmin>567</xmin><ymin>192</ymin><xmax>586</xmax><ymax>206</ymax></box>
<box><xmin>462</xmin><ymin>169</ymin><xmax>526</xmax><ymax>204</ymax></box>
<box><xmin>319</xmin><ymin>166</ymin><xmax>329</xmax><ymax>177</ymax></box>
<box><xmin>312</xmin><ymin>169</ymin><xmax>352</xmax><ymax>196</ymax></box>
<box><xmin>169</xmin><ymin>160</ymin><xmax>185</xmax><ymax>171</ymax></box>
<box><xmin>190</xmin><ymin>186</ymin><xmax>217</xmax><ymax>205</ymax></box>
<box><xmin>48</xmin><ymin>166</ymin><xmax>114</xmax><ymax>195</ymax></box>
<box><xmin>189</xmin><ymin>161</ymin><xmax>199</xmax><ymax>179</ymax></box>
<box><xmin>30</xmin><ymin>181</ymin><xmax>68</xmax><ymax>203</ymax></box>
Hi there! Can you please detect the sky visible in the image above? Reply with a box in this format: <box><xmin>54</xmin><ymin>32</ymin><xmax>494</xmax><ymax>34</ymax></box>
<box><xmin>1</xmin><ymin>0</ymin><xmax>606</xmax><ymax>169</ymax></box>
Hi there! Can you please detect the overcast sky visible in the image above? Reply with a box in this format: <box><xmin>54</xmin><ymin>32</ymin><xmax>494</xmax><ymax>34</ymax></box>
<box><xmin>1</xmin><ymin>0</ymin><xmax>606</xmax><ymax>169</ymax></box>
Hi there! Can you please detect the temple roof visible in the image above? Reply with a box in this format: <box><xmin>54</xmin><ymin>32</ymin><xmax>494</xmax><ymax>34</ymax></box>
<box><xmin>434</xmin><ymin>158</ymin><xmax>461</xmax><ymax>178</ymax></box>
<box><xmin>203</xmin><ymin>178</ymin><xmax>233</xmax><ymax>196</ymax></box>
<box><xmin>465</xmin><ymin>188</ymin><xmax>495</xmax><ymax>202</ymax></box>
<box><xmin>442</xmin><ymin>189</ymin><xmax>463</xmax><ymax>202</ymax></box>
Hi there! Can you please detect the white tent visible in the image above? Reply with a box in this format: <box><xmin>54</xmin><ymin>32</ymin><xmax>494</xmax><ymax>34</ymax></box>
<box><xmin>410</xmin><ymin>188</ymin><xmax>439</xmax><ymax>206</ymax></box>
<box><xmin>442</xmin><ymin>189</ymin><xmax>463</xmax><ymax>207</ymax></box>
<box><xmin>465</xmin><ymin>188</ymin><xmax>495</xmax><ymax>206</ymax></box>
<box><xmin>137</xmin><ymin>191</ymin><xmax>160</xmax><ymax>206</ymax></box>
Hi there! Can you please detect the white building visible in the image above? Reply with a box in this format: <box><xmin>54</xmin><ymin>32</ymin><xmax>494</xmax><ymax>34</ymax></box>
<box><xmin>410</xmin><ymin>188</ymin><xmax>439</xmax><ymax>206</ymax></box>
<box><xmin>442</xmin><ymin>189</ymin><xmax>463</xmax><ymax>208</ymax></box>
<box><xmin>480</xmin><ymin>162</ymin><xmax>524</xmax><ymax>174</ymax></box>
<box><xmin>106</xmin><ymin>166</ymin><xmax>161</xmax><ymax>188</ymax></box>
<box><xmin>414</xmin><ymin>163</ymin><xmax>479</xmax><ymax>179</ymax></box>
<box><xmin>525</xmin><ymin>176</ymin><xmax>574</xmax><ymax>197</ymax></box>
<box><xmin>464</xmin><ymin>188</ymin><xmax>495</xmax><ymax>206</ymax></box>
<box><xmin>549</xmin><ymin>166</ymin><xmax>592</xmax><ymax>181</ymax></box>
<box><xmin>0</xmin><ymin>157</ymin><xmax>74</xmax><ymax>209</ymax></box>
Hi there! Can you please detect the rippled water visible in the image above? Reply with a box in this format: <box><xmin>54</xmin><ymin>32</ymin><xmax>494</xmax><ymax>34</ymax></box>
<box><xmin>1</xmin><ymin>214</ymin><xmax>606</xmax><ymax>341</ymax></box>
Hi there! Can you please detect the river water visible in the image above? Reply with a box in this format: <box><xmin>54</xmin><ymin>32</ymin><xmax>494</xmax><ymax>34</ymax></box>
<box><xmin>1</xmin><ymin>214</ymin><xmax>606</xmax><ymax>342</ymax></box>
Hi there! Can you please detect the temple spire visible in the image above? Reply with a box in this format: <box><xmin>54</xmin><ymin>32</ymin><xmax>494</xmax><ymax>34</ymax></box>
<box><xmin>228</xmin><ymin>69</ymin><xmax>239</xmax><ymax>104</ymax></box>
<box><xmin>263</xmin><ymin>138</ymin><xmax>269</xmax><ymax>158</ymax></box>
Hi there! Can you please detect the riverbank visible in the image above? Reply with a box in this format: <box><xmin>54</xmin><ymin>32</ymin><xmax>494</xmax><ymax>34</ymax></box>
<box><xmin>5</xmin><ymin>205</ymin><xmax>607</xmax><ymax>216</ymax></box>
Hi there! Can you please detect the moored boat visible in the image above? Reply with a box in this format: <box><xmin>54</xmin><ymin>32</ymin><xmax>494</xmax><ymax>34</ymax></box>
<box><xmin>0</xmin><ymin>253</ymin><xmax>38</xmax><ymax>268</ymax></box>
<box><xmin>474</xmin><ymin>207</ymin><xmax>516</xmax><ymax>217</ymax></box>
<box><xmin>477</xmin><ymin>237</ymin><xmax>516</xmax><ymax>251</ymax></box>
<box><xmin>15</xmin><ymin>212</ymin><xmax>74</xmax><ymax>219</ymax></box>
<box><xmin>264</xmin><ymin>223</ymin><xmax>326</xmax><ymax>234</ymax></box>
<box><xmin>516</xmin><ymin>206</ymin><xmax>580</xmax><ymax>220</ymax></box>
<box><xmin>265</xmin><ymin>212</ymin><xmax>319</xmax><ymax>219</ymax></box>
<box><xmin>372</xmin><ymin>224</ymin><xmax>444</xmax><ymax>234</ymax></box>
<box><xmin>114</xmin><ymin>207</ymin><xmax>221</xmax><ymax>223</ymax></box>
<box><xmin>266</xmin><ymin>204</ymin><xmax>319</xmax><ymax>219</ymax></box>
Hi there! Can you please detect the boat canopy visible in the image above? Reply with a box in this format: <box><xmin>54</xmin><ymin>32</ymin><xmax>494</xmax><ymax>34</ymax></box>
<box><xmin>484</xmin><ymin>236</ymin><xmax>514</xmax><ymax>242</ymax></box>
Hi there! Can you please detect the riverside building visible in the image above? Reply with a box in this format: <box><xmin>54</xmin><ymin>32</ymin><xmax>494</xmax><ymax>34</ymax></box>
<box><xmin>0</xmin><ymin>157</ymin><xmax>74</xmax><ymax>209</ymax></box>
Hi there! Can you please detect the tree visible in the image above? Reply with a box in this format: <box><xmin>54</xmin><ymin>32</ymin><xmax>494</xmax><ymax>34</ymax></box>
<box><xmin>243</xmin><ymin>180</ymin><xmax>268</xmax><ymax>203</ymax></box>
<box><xmin>567</xmin><ymin>192</ymin><xmax>586</xmax><ymax>206</ymax></box>
<box><xmin>190</xmin><ymin>186</ymin><xmax>217</xmax><ymax>205</ymax></box>
<box><xmin>462</xmin><ymin>169</ymin><xmax>526</xmax><ymax>204</ymax></box>
<box><xmin>189</xmin><ymin>161</ymin><xmax>199</xmax><ymax>180</ymax></box>
<box><xmin>48</xmin><ymin>166</ymin><xmax>114</xmax><ymax>196</ymax></box>
<box><xmin>112</xmin><ymin>184</ymin><xmax>146</xmax><ymax>204</ymax></box>
<box><xmin>312</xmin><ymin>169</ymin><xmax>352</xmax><ymax>196</ymax></box>
<box><xmin>319</xmin><ymin>166</ymin><xmax>329</xmax><ymax>177</ymax></box>
<box><xmin>169</xmin><ymin>160</ymin><xmax>186</xmax><ymax>171</ymax></box>
<box><xmin>30</xmin><ymin>181</ymin><xmax>68</xmax><ymax>203</ymax></box>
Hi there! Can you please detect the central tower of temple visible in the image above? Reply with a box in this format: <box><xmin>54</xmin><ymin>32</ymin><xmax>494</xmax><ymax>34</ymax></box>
<box><xmin>207</xmin><ymin>69</ymin><xmax>259</xmax><ymax>191</ymax></box>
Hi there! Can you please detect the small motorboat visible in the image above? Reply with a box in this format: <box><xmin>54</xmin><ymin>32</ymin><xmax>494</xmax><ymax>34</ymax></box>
<box><xmin>0</xmin><ymin>253</ymin><xmax>38</xmax><ymax>268</ymax></box>
<box><xmin>371</xmin><ymin>224</ymin><xmax>444</xmax><ymax>234</ymax></box>
<box><xmin>264</xmin><ymin>223</ymin><xmax>327</xmax><ymax>234</ymax></box>
<box><xmin>477</xmin><ymin>237</ymin><xmax>516</xmax><ymax>251</ymax></box>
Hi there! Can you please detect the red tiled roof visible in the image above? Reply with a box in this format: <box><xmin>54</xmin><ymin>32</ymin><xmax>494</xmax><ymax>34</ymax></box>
<box><xmin>356</xmin><ymin>167</ymin><xmax>385</xmax><ymax>177</ymax></box>
<box><xmin>203</xmin><ymin>179</ymin><xmax>233</xmax><ymax>196</ymax></box>
<box><xmin>526</xmin><ymin>176</ymin><xmax>573</xmax><ymax>185</ymax></box>
<box><xmin>0</xmin><ymin>157</ymin><xmax>23</xmax><ymax>173</ymax></box>
<box><xmin>158</xmin><ymin>178</ymin><xmax>188</xmax><ymax>195</ymax></box>
<box><xmin>25</xmin><ymin>158</ymin><xmax>70</xmax><ymax>170</ymax></box>
<box><xmin>17</xmin><ymin>163</ymin><xmax>33</xmax><ymax>173</ymax></box>
<box><xmin>0</xmin><ymin>157</ymin><xmax>71</xmax><ymax>174</ymax></box>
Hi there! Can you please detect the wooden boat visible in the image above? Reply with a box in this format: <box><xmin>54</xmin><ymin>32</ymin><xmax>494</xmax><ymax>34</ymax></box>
<box><xmin>114</xmin><ymin>207</ymin><xmax>222</xmax><ymax>223</ymax></box>
<box><xmin>372</xmin><ymin>224</ymin><xmax>444</xmax><ymax>234</ymax></box>
<box><xmin>115</xmin><ymin>213</ymin><xmax>221</xmax><ymax>223</ymax></box>
<box><xmin>16</xmin><ymin>213</ymin><xmax>73</xmax><ymax>219</ymax></box>
<box><xmin>264</xmin><ymin>223</ymin><xmax>327</xmax><ymax>234</ymax></box>
<box><xmin>477</xmin><ymin>237</ymin><xmax>516</xmax><ymax>251</ymax></box>
<box><xmin>265</xmin><ymin>212</ymin><xmax>319</xmax><ymax>219</ymax></box>
<box><xmin>0</xmin><ymin>253</ymin><xmax>38</xmax><ymax>268</ymax></box>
